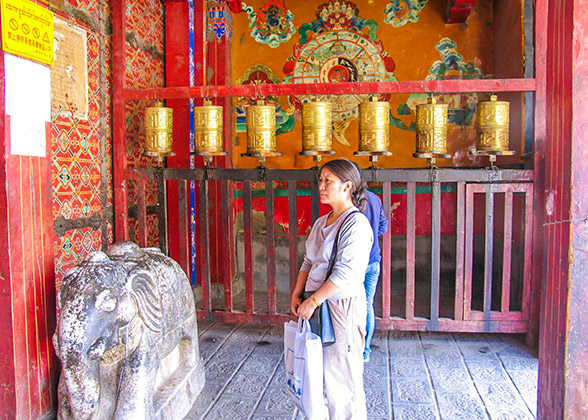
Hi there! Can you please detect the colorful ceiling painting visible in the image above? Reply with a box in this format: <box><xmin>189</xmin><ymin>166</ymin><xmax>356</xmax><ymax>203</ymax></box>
<box><xmin>242</xmin><ymin>0</ymin><xmax>295</xmax><ymax>48</ymax></box>
<box><xmin>406</xmin><ymin>37</ymin><xmax>486</xmax><ymax>127</ymax></box>
<box><xmin>283</xmin><ymin>1</ymin><xmax>396</xmax><ymax>145</ymax></box>
<box><xmin>383</xmin><ymin>0</ymin><xmax>428</xmax><ymax>27</ymax></box>
<box><xmin>235</xmin><ymin>63</ymin><xmax>295</xmax><ymax>134</ymax></box>
<box><xmin>208</xmin><ymin>5</ymin><xmax>231</xmax><ymax>40</ymax></box>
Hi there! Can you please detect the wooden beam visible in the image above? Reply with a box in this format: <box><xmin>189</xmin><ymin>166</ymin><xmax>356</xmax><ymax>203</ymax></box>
<box><xmin>123</xmin><ymin>78</ymin><xmax>536</xmax><ymax>101</ymax></box>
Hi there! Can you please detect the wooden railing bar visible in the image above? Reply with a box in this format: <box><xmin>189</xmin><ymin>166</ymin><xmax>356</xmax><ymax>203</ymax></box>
<box><xmin>123</xmin><ymin>78</ymin><xmax>537</xmax><ymax>101</ymax></box>
<box><xmin>467</xmin><ymin>311</ymin><xmax>525</xmax><ymax>322</ymax></box>
<box><xmin>464</xmin><ymin>185</ymin><xmax>475</xmax><ymax>320</ymax></box>
<box><xmin>163</xmin><ymin>168</ymin><xmax>317</xmax><ymax>181</ymax></box>
<box><xmin>483</xmin><ymin>186</ymin><xmax>495</xmax><ymax>315</ymax></box>
<box><xmin>161</xmin><ymin>167</ymin><xmax>534</xmax><ymax>183</ymax></box>
<box><xmin>381</xmin><ymin>181</ymin><xmax>392</xmax><ymax>319</ymax></box>
<box><xmin>406</xmin><ymin>182</ymin><xmax>416</xmax><ymax>320</ymax></box>
<box><xmin>221</xmin><ymin>181</ymin><xmax>233</xmax><ymax>312</ymax></box>
<box><xmin>196</xmin><ymin>310</ymin><xmax>529</xmax><ymax>333</ymax></box>
<box><xmin>288</xmin><ymin>181</ymin><xmax>298</xmax><ymax>297</ymax></box>
<box><xmin>198</xmin><ymin>179</ymin><xmax>212</xmax><ymax>314</ymax></box>
<box><xmin>178</xmin><ymin>180</ymin><xmax>190</xmax><ymax>275</ymax></box>
<box><xmin>430</xmin><ymin>179</ymin><xmax>442</xmax><ymax>326</ymax></box>
<box><xmin>373</xmin><ymin>169</ymin><xmax>534</xmax><ymax>183</ymax></box>
<box><xmin>311</xmin><ymin>172</ymin><xmax>320</xmax><ymax>224</ymax></box>
<box><xmin>136</xmin><ymin>178</ymin><xmax>147</xmax><ymax>248</ymax></box>
<box><xmin>266</xmin><ymin>180</ymin><xmax>277</xmax><ymax>316</ymax></box>
<box><xmin>154</xmin><ymin>167</ymin><xmax>168</xmax><ymax>254</ymax></box>
<box><xmin>501</xmin><ymin>192</ymin><xmax>514</xmax><ymax>312</ymax></box>
<box><xmin>522</xmin><ymin>186</ymin><xmax>534</xmax><ymax>318</ymax></box>
<box><xmin>454</xmin><ymin>182</ymin><xmax>465</xmax><ymax>320</ymax></box>
<box><xmin>243</xmin><ymin>181</ymin><xmax>254</xmax><ymax>314</ymax></box>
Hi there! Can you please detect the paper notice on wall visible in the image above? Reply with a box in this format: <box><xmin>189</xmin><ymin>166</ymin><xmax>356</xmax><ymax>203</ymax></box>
<box><xmin>4</xmin><ymin>52</ymin><xmax>51</xmax><ymax>157</ymax></box>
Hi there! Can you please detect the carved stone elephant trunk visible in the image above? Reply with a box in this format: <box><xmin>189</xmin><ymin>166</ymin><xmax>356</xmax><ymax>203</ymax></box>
<box><xmin>54</xmin><ymin>242</ymin><xmax>205</xmax><ymax>420</ymax></box>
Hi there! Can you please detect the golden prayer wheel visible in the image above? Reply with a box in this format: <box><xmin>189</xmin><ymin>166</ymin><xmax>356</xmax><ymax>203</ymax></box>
<box><xmin>415</xmin><ymin>97</ymin><xmax>449</xmax><ymax>156</ymax></box>
<box><xmin>301</xmin><ymin>102</ymin><xmax>333</xmax><ymax>152</ymax></box>
<box><xmin>358</xmin><ymin>98</ymin><xmax>391</xmax><ymax>152</ymax></box>
<box><xmin>194</xmin><ymin>101</ymin><xmax>224</xmax><ymax>154</ymax></box>
<box><xmin>144</xmin><ymin>103</ymin><xmax>174</xmax><ymax>157</ymax></box>
<box><xmin>477</xmin><ymin>95</ymin><xmax>510</xmax><ymax>152</ymax></box>
<box><xmin>246</xmin><ymin>101</ymin><xmax>277</xmax><ymax>154</ymax></box>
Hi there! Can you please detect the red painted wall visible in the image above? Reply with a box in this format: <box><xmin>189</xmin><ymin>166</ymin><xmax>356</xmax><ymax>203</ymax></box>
<box><xmin>0</xmin><ymin>54</ymin><xmax>57</xmax><ymax>419</ymax></box>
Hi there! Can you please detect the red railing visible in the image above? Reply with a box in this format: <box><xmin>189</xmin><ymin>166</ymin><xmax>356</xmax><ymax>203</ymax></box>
<box><xmin>130</xmin><ymin>166</ymin><xmax>535</xmax><ymax>333</ymax></box>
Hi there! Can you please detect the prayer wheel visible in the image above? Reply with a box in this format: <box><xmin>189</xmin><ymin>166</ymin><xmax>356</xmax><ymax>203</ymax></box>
<box><xmin>477</xmin><ymin>95</ymin><xmax>510</xmax><ymax>152</ymax></box>
<box><xmin>246</xmin><ymin>101</ymin><xmax>277</xmax><ymax>154</ymax></box>
<box><xmin>144</xmin><ymin>103</ymin><xmax>174</xmax><ymax>157</ymax></box>
<box><xmin>301</xmin><ymin>102</ymin><xmax>333</xmax><ymax>152</ymax></box>
<box><xmin>415</xmin><ymin>97</ymin><xmax>448</xmax><ymax>155</ymax></box>
<box><xmin>194</xmin><ymin>101</ymin><xmax>224</xmax><ymax>154</ymax></box>
<box><xmin>358</xmin><ymin>98</ymin><xmax>391</xmax><ymax>152</ymax></box>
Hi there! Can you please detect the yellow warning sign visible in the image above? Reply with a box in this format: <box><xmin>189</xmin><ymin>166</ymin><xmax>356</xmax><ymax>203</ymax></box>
<box><xmin>1</xmin><ymin>0</ymin><xmax>54</xmax><ymax>66</ymax></box>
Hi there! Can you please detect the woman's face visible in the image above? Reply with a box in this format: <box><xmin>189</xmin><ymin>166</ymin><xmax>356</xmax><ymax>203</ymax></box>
<box><xmin>319</xmin><ymin>167</ymin><xmax>351</xmax><ymax>206</ymax></box>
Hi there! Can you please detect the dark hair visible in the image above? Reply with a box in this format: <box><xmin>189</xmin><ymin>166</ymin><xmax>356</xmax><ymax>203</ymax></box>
<box><xmin>320</xmin><ymin>159</ymin><xmax>367</xmax><ymax>212</ymax></box>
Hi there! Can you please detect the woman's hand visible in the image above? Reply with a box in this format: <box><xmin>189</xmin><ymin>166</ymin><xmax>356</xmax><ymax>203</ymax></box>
<box><xmin>297</xmin><ymin>297</ymin><xmax>318</xmax><ymax>320</ymax></box>
<box><xmin>290</xmin><ymin>295</ymin><xmax>302</xmax><ymax>316</ymax></box>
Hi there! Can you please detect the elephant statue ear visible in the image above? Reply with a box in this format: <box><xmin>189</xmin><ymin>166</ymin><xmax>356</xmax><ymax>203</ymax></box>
<box><xmin>130</xmin><ymin>273</ymin><xmax>163</xmax><ymax>334</ymax></box>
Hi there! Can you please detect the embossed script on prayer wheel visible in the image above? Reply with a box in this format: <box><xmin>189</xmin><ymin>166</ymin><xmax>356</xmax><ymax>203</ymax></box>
<box><xmin>144</xmin><ymin>103</ymin><xmax>174</xmax><ymax>157</ymax></box>
<box><xmin>246</xmin><ymin>101</ymin><xmax>277</xmax><ymax>154</ymax></box>
<box><xmin>415</xmin><ymin>97</ymin><xmax>448</xmax><ymax>155</ymax></box>
<box><xmin>359</xmin><ymin>99</ymin><xmax>390</xmax><ymax>152</ymax></box>
<box><xmin>302</xmin><ymin>102</ymin><xmax>333</xmax><ymax>152</ymax></box>
<box><xmin>477</xmin><ymin>95</ymin><xmax>510</xmax><ymax>152</ymax></box>
<box><xmin>194</xmin><ymin>101</ymin><xmax>224</xmax><ymax>153</ymax></box>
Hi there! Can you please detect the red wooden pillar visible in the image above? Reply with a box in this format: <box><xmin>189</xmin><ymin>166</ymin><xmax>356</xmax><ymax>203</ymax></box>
<box><xmin>112</xmin><ymin>0</ymin><xmax>129</xmax><ymax>241</ymax></box>
<box><xmin>165</xmin><ymin>0</ymin><xmax>193</xmax><ymax>272</ymax></box>
<box><xmin>207</xmin><ymin>4</ymin><xmax>235</xmax><ymax>286</ymax></box>
<box><xmin>538</xmin><ymin>0</ymin><xmax>588</xmax><ymax>418</ymax></box>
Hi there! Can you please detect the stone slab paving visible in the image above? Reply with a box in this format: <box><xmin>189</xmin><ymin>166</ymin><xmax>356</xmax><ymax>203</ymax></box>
<box><xmin>183</xmin><ymin>322</ymin><xmax>538</xmax><ymax>420</ymax></box>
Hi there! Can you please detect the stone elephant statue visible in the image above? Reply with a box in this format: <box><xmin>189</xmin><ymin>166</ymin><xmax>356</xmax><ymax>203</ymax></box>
<box><xmin>53</xmin><ymin>242</ymin><xmax>204</xmax><ymax>420</ymax></box>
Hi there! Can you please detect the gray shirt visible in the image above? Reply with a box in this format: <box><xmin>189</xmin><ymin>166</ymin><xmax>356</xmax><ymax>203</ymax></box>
<box><xmin>301</xmin><ymin>207</ymin><xmax>373</xmax><ymax>300</ymax></box>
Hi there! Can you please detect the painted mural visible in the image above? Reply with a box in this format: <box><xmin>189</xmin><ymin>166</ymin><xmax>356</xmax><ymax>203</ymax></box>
<box><xmin>383</xmin><ymin>0</ymin><xmax>428</xmax><ymax>27</ymax></box>
<box><xmin>406</xmin><ymin>37</ymin><xmax>486</xmax><ymax>127</ymax></box>
<box><xmin>231</xmin><ymin>0</ymin><xmax>495</xmax><ymax>168</ymax></box>
<box><xmin>242</xmin><ymin>0</ymin><xmax>295</xmax><ymax>47</ymax></box>
<box><xmin>234</xmin><ymin>63</ymin><xmax>295</xmax><ymax>134</ymax></box>
<box><xmin>283</xmin><ymin>0</ymin><xmax>396</xmax><ymax>144</ymax></box>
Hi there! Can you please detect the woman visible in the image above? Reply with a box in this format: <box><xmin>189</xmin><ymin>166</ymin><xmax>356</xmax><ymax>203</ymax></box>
<box><xmin>291</xmin><ymin>159</ymin><xmax>373</xmax><ymax>420</ymax></box>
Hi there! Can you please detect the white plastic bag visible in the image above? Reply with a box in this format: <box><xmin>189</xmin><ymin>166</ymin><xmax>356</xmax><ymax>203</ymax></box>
<box><xmin>284</xmin><ymin>319</ymin><xmax>327</xmax><ymax>420</ymax></box>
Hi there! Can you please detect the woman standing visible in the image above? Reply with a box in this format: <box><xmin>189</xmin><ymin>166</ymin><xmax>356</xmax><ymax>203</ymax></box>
<box><xmin>291</xmin><ymin>159</ymin><xmax>373</xmax><ymax>420</ymax></box>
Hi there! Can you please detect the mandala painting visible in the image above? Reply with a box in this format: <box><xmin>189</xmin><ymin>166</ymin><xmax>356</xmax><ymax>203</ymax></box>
<box><xmin>242</xmin><ymin>0</ymin><xmax>295</xmax><ymax>48</ymax></box>
<box><xmin>384</xmin><ymin>0</ymin><xmax>428</xmax><ymax>27</ymax></box>
<box><xmin>406</xmin><ymin>38</ymin><xmax>486</xmax><ymax>127</ymax></box>
<box><xmin>234</xmin><ymin>63</ymin><xmax>295</xmax><ymax>134</ymax></box>
<box><xmin>283</xmin><ymin>1</ymin><xmax>396</xmax><ymax>145</ymax></box>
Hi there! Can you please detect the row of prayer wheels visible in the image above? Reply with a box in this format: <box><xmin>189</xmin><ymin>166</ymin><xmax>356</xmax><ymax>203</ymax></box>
<box><xmin>143</xmin><ymin>95</ymin><xmax>513</xmax><ymax>163</ymax></box>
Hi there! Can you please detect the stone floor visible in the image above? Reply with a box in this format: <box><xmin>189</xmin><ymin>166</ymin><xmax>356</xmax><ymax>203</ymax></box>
<box><xmin>184</xmin><ymin>321</ymin><xmax>538</xmax><ymax>420</ymax></box>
